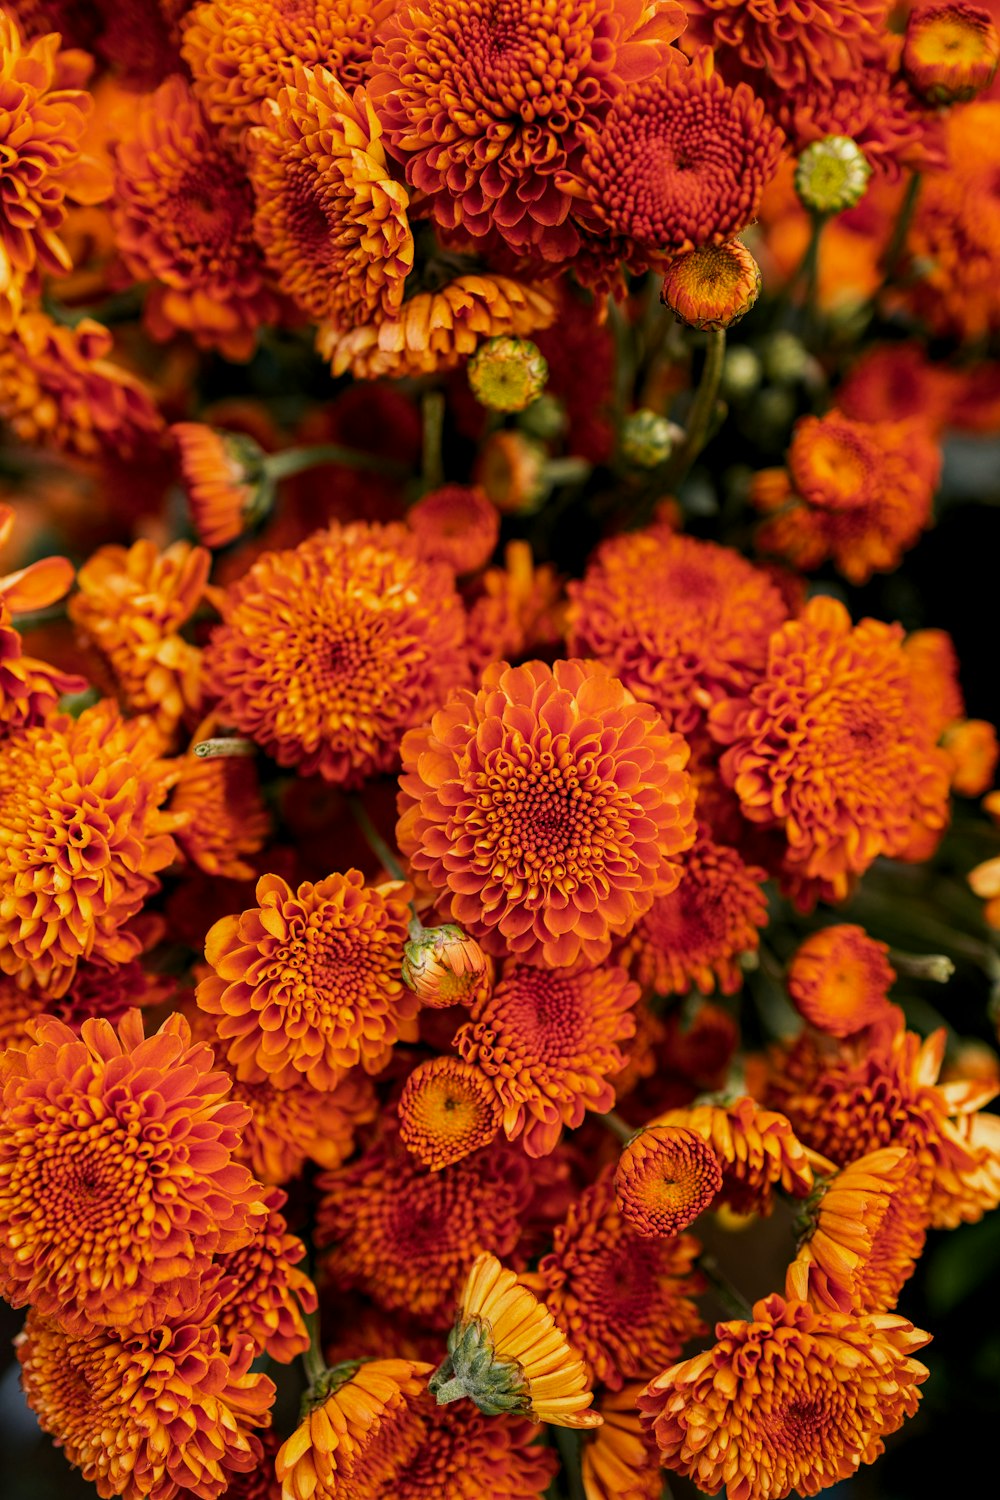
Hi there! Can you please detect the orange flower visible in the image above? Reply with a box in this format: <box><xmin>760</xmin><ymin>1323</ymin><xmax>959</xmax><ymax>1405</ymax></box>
<box><xmin>0</xmin><ymin>502</ymin><xmax>84</xmax><ymax>734</ymax></box>
<box><xmin>398</xmin><ymin>658</ymin><xmax>695</xmax><ymax>968</ymax></box>
<box><xmin>639</xmin><ymin>1292</ymin><xmax>930</xmax><ymax>1499</ymax></box>
<box><xmin>0</xmin><ymin>701</ymin><xmax>181</xmax><ymax>995</ymax></box>
<box><xmin>581</xmin><ymin>1385</ymin><xmax>661</xmax><ymax>1500</ymax></box>
<box><xmin>455</xmin><ymin>962</ymin><xmax>640</xmax><ymax>1156</ymax></box>
<box><xmin>204</xmin><ymin>522</ymin><xmax>468</xmax><ymax>783</ymax></box>
<box><xmin>533</xmin><ymin>1169</ymin><xmax>704</xmax><ymax>1388</ymax></box>
<box><xmin>369</xmin><ymin>0</ymin><xmax>684</xmax><ymax>259</ymax></box>
<box><xmin>903</xmin><ymin>3</ymin><xmax>1000</xmax><ymax>103</ymax></box>
<box><xmin>684</xmin><ymin>0</ymin><xmax>887</xmax><ymax>92</ymax></box>
<box><xmin>0</xmin><ymin>1009</ymin><xmax>266</xmax><ymax>1336</ymax></box>
<box><xmin>205</xmin><ymin>1185</ymin><xmax>317</xmax><ymax>1364</ymax></box>
<box><xmin>0</xmin><ymin>310</ymin><xmax>163</xmax><ymax>458</ymax></box>
<box><xmin>943</xmin><ymin>717</ymin><xmax>999</xmax><ymax>796</ymax></box>
<box><xmin>622</xmin><ymin>826</ymin><xmax>769</xmax><ymax>997</ymax></box>
<box><xmin>787</xmin><ymin>925</ymin><xmax>896</xmax><ymax>1038</ymax></box>
<box><xmin>317</xmin><ymin>1121</ymin><xmax>533</xmax><ymax>1327</ymax></box>
<box><xmin>904</xmin><ymin>626</ymin><xmax>966</xmax><ymax>739</ymax></box>
<box><xmin>399</xmin><ymin>1057</ymin><xmax>502</xmax><ymax>1169</ymax></box>
<box><xmin>17</xmin><ymin>1307</ymin><xmax>274</xmax><ymax>1500</ymax></box>
<box><xmin>709</xmin><ymin>596</ymin><xmax>952</xmax><ymax>903</ymax></box>
<box><xmin>171</xmin><ymin>741</ymin><xmax>271</xmax><ymax>880</ymax></box>
<box><xmin>173</xmin><ymin>422</ymin><xmax>272</xmax><ymax>548</ymax></box>
<box><xmin>408</xmin><ymin>484</ymin><xmax>500</xmax><ymax>576</ymax></box>
<box><xmin>198</xmin><ymin>870</ymin><xmax>415</xmax><ymax>1090</ymax></box>
<box><xmin>401</xmin><ymin>921</ymin><xmax>493</xmax><ymax>1008</ymax></box>
<box><xmin>837</xmin><ymin>343</ymin><xmax>958</xmax><ymax>430</ymax></box>
<box><xmin>660</xmin><ymin>239</ymin><xmax>762</xmax><ymax>330</ymax></box>
<box><xmin>464</xmin><ymin>540</ymin><xmax>564</xmax><ymax>676</ymax></box>
<box><xmin>0</xmin><ymin>10</ymin><xmax>110</xmax><ymax>330</ymax></box>
<box><xmin>391</xmin><ymin>1396</ymin><xmax>558</xmax><ymax>1500</ymax></box>
<box><xmin>652</xmin><ymin>1097</ymin><xmax>817</xmax><ymax>1215</ymax></box>
<box><xmin>614</xmin><ymin>1125</ymin><xmax>724</xmax><ymax>1237</ymax></box>
<box><xmin>0</xmin><ymin>942</ymin><xmax>172</xmax><ymax>1052</ymax></box>
<box><xmin>567</xmin><ymin>528</ymin><xmax>789</xmax><ymax>736</ymax></box>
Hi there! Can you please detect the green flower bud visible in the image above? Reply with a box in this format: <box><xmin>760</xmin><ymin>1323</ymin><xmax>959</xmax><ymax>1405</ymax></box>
<box><xmin>468</xmin><ymin>337</ymin><xmax>548</xmax><ymax>412</ymax></box>
<box><xmin>794</xmin><ymin>136</ymin><xmax>871</xmax><ymax>215</ymax></box>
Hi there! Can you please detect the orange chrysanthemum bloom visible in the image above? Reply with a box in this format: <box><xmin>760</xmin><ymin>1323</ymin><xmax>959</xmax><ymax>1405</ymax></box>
<box><xmin>172</xmin><ymin>422</ymin><xmax>273</xmax><ymax>548</ymax></box>
<box><xmin>622</xmin><ymin>826</ymin><xmax>769</xmax><ymax>997</ymax></box>
<box><xmin>652</xmin><ymin>1096</ymin><xmax>816</xmax><ymax>1215</ymax></box>
<box><xmin>0</xmin><ymin>310</ymin><xmax>162</xmax><ymax>459</ymax></box>
<box><xmin>0</xmin><ymin>942</ymin><xmax>172</xmax><ymax>1052</ymax></box>
<box><xmin>581</xmin><ymin>1386</ymin><xmax>661</xmax><ymax>1500</ymax></box>
<box><xmin>399</xmin><ymin>1056</ymin><xmax>502</xmax><ymax>1170</ymax></box>
<box><xmin>0</xmin><ymin>701</ymin><xmax>181</xmax><ymax>995</ymax></box>
<box><xmin>533</xmin><ymin>1169</ymin><xmax>704</xmax><ymax>1388</ymax></box>
<box><xmin>408</xmin><ymin>484</ymin><xmax>500</xmax><ymax>576</ymax></box>
<box><xmin>567</xmin><ymin>529</ymin><xmax>788</xmax><ymax>736</ymax></box>
<box><xmin>391</xmin><ymin>1395</ymin><xmax>558</xmax><ymax>1500</ymax></box>
<box><xmin>904</xmin><ymin>626</ymin><xmax>966</xmax><ymax>739</ymax></box>
<box><xmin>455</xmin><ymin>961</ymin><xmax>640</xmax><ymax>1156</ymax></box>
<box><xmin>903</xmin><ymin>3</ymin><xmax>1000</xmax><ymax>103</ymax></box>
<box><xmin>709</xmin><ymin>596</ymin><xmax>952</xmax><ymax>903</ymax></box>
<box><xmin>660</xmin><ymin>238</ymin><xmax>762</xmax><ymax>330</ymax></box>
<box><xmin>204</xmin><ymin>522</ymin><xmax>468</xmax><ymax>783</ymax></box>
<box><xmin>0</xmin><ymin>1010</ymin><xmax>266</xmax><ymax>1336</ymax></box>
<box><xmin>181</xmin><ymin>0</ymin><xmax>395</xmax><ymax>141</ymax></box>
<box><xmin>111</xmin><ymin>75</ymin><xmax>279</xmax><ymax>359</ymax></box>
<box><xmin>464</xmin><ymin>540</ymin><xmax>564</xmax><ymax>677</ymax></box>
<box><xmin>566</xmin><ymin>50</ymin><xmax>784</xmax><ymax>267</ymax></box>
<box><xmin>614</xmin><ymin>1125</ymin><xmax>724</xmax><ymax>1237</ymax></box>
<box><xmin>69</xmin><ymin>539</ymin><xmax>209</xmax><ymax>739</ymax></box>
<box><xmin>197</xmin><ymin>870</ymin><xmax>415</xmax><ymax>1090</ymax></box>
<box><xmin>431</xmin><ymin>1252</ymin><xmax>602</xmax><ymax>1428</ymax></box>
<box><xmin>205</xmin><ymin>1185</ymin><xmax>317</xmax><ymax>1364</ymax></box>
<box><xmin>639</xmin><ymin>1292</ymin><xmax>930</xmax><ymax>1499</ymax></box>
<box><xmin>248</xmin><ymin>64</ymin><xmax>412</xmax><ymax>327</ymax></box>
<box><xmin>683</xmin><ymin>0</ymin><xmax>887</xmax><ymax>92</ymax></box>
<box><xmin>317</xmin><ymin>1122</ymin><xmax>533</xmax><ymax>1327</ymax></box>
<box><xmin>0</xmin><ymin>10</ymin><xmax>110</xmax><ymax>330</ymax></box>
<box><xmin>171</xmin><ymin>745</ymin><xmax>271</xmax><ymax>880</ymax></box>
<box><xmin>17</xmin><ymin>1307</ymin><xmax>274</xmax><ymax>1500</ymax></box>
<box><xmin>369</xmin><ymin>0</ymin><xmax>685</xmax><ymax>259</ymax></box>
<box><xmin>787</xmin><ymin>925</ymin><xmax>897</xmax><ymax>1037</ymax></box>
<box><xmin>0</xmin><ymin>503</ymin><xmax>84</xmax><ymax>734</ymax></box>
<box><xmin>398</xmin><ymin>658</ymin><xmax>696</xmax><ymax>968</ymax></box>
<box><xmin>788</xmin><ymin>1146</ymin><xmax>927</xmax><ymax>1315</ymax></box>
<box><xmin>753</xmin><ymin>410</ymin><xmax>941</xmax><ymax>584</ymax></box>
<box><xmin>837</xmin><ymin>343</ymin><xmax>958</xmax><ymax>431</ymax></box>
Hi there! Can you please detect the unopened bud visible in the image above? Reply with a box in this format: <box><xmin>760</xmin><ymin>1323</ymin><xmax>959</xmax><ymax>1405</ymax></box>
<box><xmin>903</xmin><ymin>3</ymin><xmax>999</xmax><ymax>104</ymax></box>
<box><xmin>468</xmin><ymin>336</ymin><xmax>548</xmax><ymax>413</ymax></box>
<box><xmin>172</xmin><ymin>423</ymin><xmax>273</xmax><ymax>549</ymax></box>
<box><xmin>621</xmin><ymin>409</ymin><xmax>683</xmax><ymax>468</ymax></box>
<box><xmin>660</xmin><ymin>240</ymin><xmax>762</xmax><ymax>331</ymax></box>
<box><xmin>794</xmin><ymin>136</ymin><xmax>871</xmax><ymax>216</ymax></box>
<box><xmin>402</xmin><ymin>920</ymin><xmax>492</xmax><ymax>1007</ymax></box>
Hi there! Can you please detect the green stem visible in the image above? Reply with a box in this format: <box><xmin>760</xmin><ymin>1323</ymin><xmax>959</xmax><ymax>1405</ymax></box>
<box><xmin>600</xmin><ymin>1109</ymin><xmax>634</xmax><ymax>1145</ymax></box>
<box><xmin>265</xmin><ymin>443</ymin><xmax>410</xmax><ymax>482</ymax></box>
<box><xmin>422</xmin><ymin>390</ymin><xmax>446</xmax><ymax>489</ymax></box>
<box><xmin>664</xmin><ymin>328</ymin><xmax>726</xmax><ymax>491</ymax></box>
<box><xmin>542</xmin><ymin>457</ymin><xmax>592</xmax><ymax>487</ymax></box>
<box><xmin>301</xmin><ymin>1309</ymin><xmax>326</xmax><ymax>1387</ymax></box>
<box><xmin>347</xmin><ymin>793</ymin><xmax>407</xmax><ymax>882</ymax></box>
<box><xmin>42</xmin><ymin>285</ymin><xmax>147</xmax><ymax>329</ymax></box>
<box><xmin>699</xmin><ymin>1255</ymin><xmax>753</xmax><ymax>1321</ymax></box>
<box><xmin>880</xmin><ymin>171</ymin><xmax>922</xmax><ymax>290</ymax></box>
<box><xmin>889</xmin><ymin>949</ymin><xmax>955</xmax><ymax>984</ymax></box>
<box><xmin>800</xmin><ymin>211</ymin><xmax>827</xmax><ymax>345</ymax></box>
<box><xmin>554</xmin><ymin>1426</ymin><xmax>586</xmax><ymax>1500</ymax></box>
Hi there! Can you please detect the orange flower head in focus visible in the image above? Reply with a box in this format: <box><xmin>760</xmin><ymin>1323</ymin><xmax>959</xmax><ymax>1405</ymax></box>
<box><xmin>408</xmin><ymin>484</ymin><xmax>500</xmax><ymax>575</ymax></box>
<box><xmin>787</xmin><ymin>925</ymin><xmax>896</xmax><ymax>1038</ymax></box>
<box><xmin>652</xmin><ymin>1096</ymin><xmax>816</xmax><ymax>1215</ymax></box>
<box><xmin>399</xmin><ymin>1056</ymin><xmax>502</xmax><ymax>1170</ymax></box>
<box><xmin>398</xmin><ymin>658</ymin><xmax>696</xmax><ymax>968</ymax></box>
<box><xmin>533</xmin><ymin>1169</ymin><xmax>705</xmax><ymax>1389</ymax></box>
<box><xmin>204</xmin><ymin>1185</ymin><xmax>317</xmax><ymax>1364</ymax></box>
<box><xmin>390</xmin><ymin>1395</ymin><xmax>558</xmax><ymax>1500</ymax></box>
<box><xmin>430</xmin><ymin>1252</ymin><xmax>602</xmax><ymax>1427</ymax></box>
<box><xmin>0</xmin><ymin>1010</ymin><xmax>266</xmax><ymax>1337</ymax></box>
<box><xmin>581</xmin><ymin>1385</ymin><xmax>662</xmax><ymax>1500</ymax></box>
<box><xmin>17</xmin><ymin>1307</ymin><xmax>274</xmax><ymax>1500</ymax></box>
<box><xmin>660</xmin><ymin>238</ymin><xmax>762</xmax><ymax>330</ymax></box>
<box><xmin>197</xmin><ymin>870</ymin><xmax>415</xmax><ymax>1090</ymax></box>
<box><xmin>0</xmin><ymin>504</ymin><xmax>85</xmax><ymax>734</ymax></box>
<box><xmin>638</xmin><ymin>1292</ymin><xmax>930</xmax><ymax>1498</ymax></box>
<box><xmin>455</xmin><ymin>961</ymin><xmax>640</xmax><ymax>1157</ymax></box>
<box><xmin>683</xmin><ymin>0</ymin><xmax>888</xmax><ymax>93</ymax></box>
<box><xmin>369</xmin><ymin>0</ymin><xmax>686</xmax><ymax>260</ymax></box>
<box><xmin>614</xmin><ymin>1125</ymin><xmax>723</xmax><ymax>1237</ymax></box>
<box><xmin>204</xmin><ymin>521</ymin><xmax>468</xmax><ymax>783</ymax></box>
<box><xmin>402</xmin><ymin>921</ymin><xmax>493</xmax><ymax>1008</ymax></box>
<box><xmin>0</xmin><ymin>701</ymin><xmax>181</xmax><ymax>995</ymax></box>
<box><xmin>171</xmin><ymin>742</ymin><xmax>271</xmax><ymax>881</ymax></box>
<box><xmin>904</xmin><ymin>3</ymin><xmax>1000</xmax><ymax>103</ymax></box>
<box><xmin>173</xmin><ymin>422</ymin><xmax>273</xmax><ymax>549</ymax></box>
<box><xmin>566</xmin><ymin>528</ymin><xmax>789</xmax><ymax>737</ymax></box>
<box><xmin>709</xmin><ymin>596</ymin><xmax>952</xmax><ymax>902</ymax></box>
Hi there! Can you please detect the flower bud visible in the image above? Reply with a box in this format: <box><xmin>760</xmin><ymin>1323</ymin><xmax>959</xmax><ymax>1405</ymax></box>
<box><xmin>794</xmin><ymin>136</ymin><xmax>871</xmax><ymax>215</ymax></box>
<box><xmin>621</xmin><ymin>409</ymin><xmax>683</xmax><ymax>468</ymax></box>
<box><xmin>468</xmin><ymin>336</ymin><xmax>548</xmax><ymax>412</ymax></box>
<box><xmin>401</xmin><ymin>920</ymin><xmax>492</xmax><ymax>1007</ymax></box>
<box><xmin>476</xmin><ymin>430</ymin><xmax>548</xmax><ymax>513</ymax></box>
<box><xmin>903</xmin><ymin>3</ymin><xmax>999</xmax><ymax>104</ymax></box>
<box><xmin>660</xmin><ymin>240</ymin><xmax>762</xmax><ymax>330</ymax></box>
<box><xmin>173</xmin><ymin>423</ymin><xmax>273</xmax><ymax>548</ymax></box>
<box><xmin>720</xmin><ymin>345</ymin><xmax>763</xmax><ymax>400</ymax></box>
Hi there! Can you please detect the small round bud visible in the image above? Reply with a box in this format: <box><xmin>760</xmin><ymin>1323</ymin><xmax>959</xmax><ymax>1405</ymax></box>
<box><xmin>760</xmin><ymin>331</ymin><xmax>810</xmax><ymax>386</ymax></box>
<box><xmin>468</xmin><ymin>336</ymin><xmax>548</xmax><ymax>412</ymax></box>
<box><xmin>720</xmin><ymin>345</ymin><xmax>763</xmax><ymax>400</ymax></box>
<box><xmin>476</xmin><ymin>430</ymin><xmax>548</xmax><ymax>514</ymax></box>
<box><xmin>660</xmin><ymin>240</ymin><xmax>762</xmax><ymax>330</ymax></box>
<box><xmin>794</xmin><ymin>136</ymin><xmax>871</xmax><ymax>215</ymax></box>
<box><xmin>519</xmin><ymin>393</ymin><xmax>567</xmax><ymax>441</ymax></box>
<box><xmin>621</xmin><ymin>409</ymin><xmax>683</xmax><ymax>468</ymax></box>
<box><xmin>401</xmin><ymin>921</ymin><xmax>492</xmax><ymax>1007</ymax></box>
<box><xmin>903</xmin><ymin>4</ymin><xmax>999</xmax><ymax>104</ymax></box>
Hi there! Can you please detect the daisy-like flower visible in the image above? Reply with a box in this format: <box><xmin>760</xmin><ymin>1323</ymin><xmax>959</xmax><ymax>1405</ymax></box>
<box><xmin>652</xmin><ymin>1096</ymin><xmax>817</xmax><ymax>1215</ymax></box>
<box><xmin>464</xmin><ymin>540</ymin><xmax>564</xmax><ymax>676</ymax></box>
<box><xmin>17</xmin><ymin>1308</ymin><xmax>274</xmax><ymax>1500</ymax></box>
<box><xmin>787</xmin><ymin>925</ymin><xmax>897</xmax><ymax>1037</ymax></box>
<box><xmin>398</xmin><ymin>658</ymin><xmax>696</xmax><ymax>968</ymax></box>
<box><xmin>903</xmin><ymin>3</ymin><xmax>1000</xmax><ymax>103</ymax></box>
<box><xmin>0</xmin><ymin>503</ymin><xmax>84</xmax><ymax>735</ymax></box>
<box><xmin>532</xmin><ymin>1169</ymin><xmax>705</xmax><ymax>1388</ymax></box>
<box><xmin>275</xmin><ymin>1359</ymin><xmax>433</xmax><ymax>1500</ymax></box>
<box><xmin>455</xmin><ymin>961</ymin><xmax>640</xmax><ymax>1157</ymax></box>
<box><xmin>204</xmin><ymin>521</ymin><xmax>468</xmax><ymax>784</ymax></box>
<box><xmin>407</xmin><ymin>485</ymin><xmax>500</xmax><ymax>576</ymax></box>
<box><xmin>639</xmin><ymin>1292</ymin><xmax>930</xmax><ymax>1499</ymax></box>
<box><xmin>399</xmin><ymin>1057</ymin><xmax>502</xmax><ymax>1170</ymax></box>
<box><xmin>317</xmin><ymin>1123</ymin><xmax>534</xmax><ymax>1327</ymax></box>
<box><xmin>369</xmin><ymin>0</ymin><xmax>685</xmax><ymax>260</ymax></box>
<box><xmin>622</xmin><ymin>826</ymin><xmax>769</xmax><ymax>997</ymax></box>
<box><xmin>660</xmin><ymin>238</ymin><xmax>762</xmax><ymax>330</ymax></box>
<box><xmin>709</xmin><ymin>596</ymin><xmax>952</xmax><ymax>903</ymax></box>
<box><xmin>248</xmin><ymin>64</ymin><xmax>412</xmax><ymax>327</ymax></box>
<box><xmin>0</xmin><ymin>1010</ymin><xmax>266</xmax><ymax>1336</ymax></box>
<box><xmin>684</xmin><ymin>0</ymin><xmax>887</xmax><ymax>93</ymax></box>
<box><xmin>429</xmin><ymin>1252</ymin><xmax>602</xmax><ymax>1427</ymax></box>
<box><xmin>205</xmin><ymin>1185</ymin><xmax>317</xmax><ymax>1364</ymax></box>
<box><xmin>111</xmin><ymin>75</ymin><xmax>279</xmax><ymax>358</ymax></box>
<box><xmin>390</xmin><ymin>1396</ymin><xmax>558</xmax><ymax>1500</ymax></box>
<box><xmin>197</xmin><ymin>870</ymin><xmax>416</xmax><ymax>1090</ymax></box>
<box><xmin>581</xmin><ymin>1386</ymin><xmax>662</xmax><ymax>1500</ymax></box>
<box><xmin>171</xmin><ymin>741</ymin><xmax>271</xmax><ymax>880</ymax></box>
<box><xmin>0</xmin><ymin>701</ymin><xmax>181</xmax><ymax>995</ymax></box>
<box><xmin>614</xmin><ymin>1125</ymin><xmax>724</xmax><ymax>1237</ymax></box>
<box><xmin>172</xmin><ymin>422</ymin><xmax>273</xmax><ymax>548</ymax></box>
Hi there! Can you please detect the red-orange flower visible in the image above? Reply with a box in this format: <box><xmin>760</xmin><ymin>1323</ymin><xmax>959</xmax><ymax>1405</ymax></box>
<box><xmin>652</xmin><ymin>1096</ymin><xmax>817</xmax><ymax>1215</ymax></box>
<box><xmin>614</xmin><ymin>1125</ymin><xmax>724</xmax><ymax>1237</ymax></box>
<box><xmin>0</xmin><ymin>1009</ymin><xmax>266</xmax><ymax>1336</ymax></box>
<box><xmin>684</xmin><ymin>0</ymin><xmax>888</xmax><ymax>92</ymax></box>
<box><xmin>0</xmin><ymin>503</ymin><xmax>83</xmax><ymax>734</ymax></box>
<box><xmin>399</xmin><ymin>1056</ymin><xmax>502</xmax><ymax>1169</ymax></box>
<box><xmin>204</xmin><ymin>522</ymin><xmax>468</xmax><ymax>783</ymax></box>
<box><xmin>787</xmin><ymin>925</ymin><xmax>897</xmax><ymax>1037</ymax></box>
<box><xmin>639</xmin><ymin>1292</ymin><xmax>930</xmax><ymax>1499</ymax></box>
<box><xmin>172</xmin><ymin>422</ymin><xmax>272</xmax><ymax>548</ymax></box>
<box><xmin>943</xmin><ymin>717</ymin><xmax>999</xmax><ymax>796</ymax></box>
<box><xmin>464</xmin><ymin>540</ymin><xmax>564</xmax><ymax>677</ymax></box>
<box><xmin>398</xmin><ymin>658</ymin><xmax>696</xmax><ymax>968</ymax></box>
<box><xmin>205</xmin><ymin>1185</ymin><xmax>317</xmax><ymax>1363</ymax></box>
<box><xmin>903</xmin><ymin>3</ymin><xmax>1000</xmax><ymax>103</ymax></box>
<box><xmin>408</xmin><ymin>484</ymin><xmax>500</xmax><ymax>576</ymax></box>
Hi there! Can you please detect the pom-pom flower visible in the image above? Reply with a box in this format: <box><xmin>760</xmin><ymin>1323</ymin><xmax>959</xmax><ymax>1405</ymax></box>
<box><xmin>205</xmin><ymin>1185</ymin><xmax>317</xmax><ymax>1364</ymax></box>
<box><xmin>660</xmin><ymin>239</ymin><xmax>762</xmax><ymax>330</ymax></box>
<box><xmin>401</xmin><ymin>920</ymin><xmax>493</xmax><ymax>1008</ymax></box>
<box><xmin>398</xmin><ymin>658</ymin><xmax>696</xmax><ymax>968</ymax></box>
<box><xmin>399</xmin><ymin>1056</ymin><xmax>502</xmax><ymax>1169</ymax></box>
<box><xmin>0</xmin><ymin>1010</ymin><xmax>266</xmax><ymax>1336</ymax></box>
<box><xmin>614</xmin><ymin>1125</ymin><xmax>724</xmax><ymax>1237</ymax></box>
<box><xmin>429</xmin><ymin>1252</ymin><xmax>602</xmax><ymax>1427</ymax></box>
<box><xmin>903</xmin><ymin>3</ymin><xmax>1000</xmax><ymax>104</ymax></box>
<box><xmin>638</xmin><ymin>1293</ymin><xmax>930</xmax><ymax>1499</ymax></box>
<box><xmin>197</xmin><ymin>870</ymin><xmax>415</xmax><ymax>1089</ymax></box>
<box><xmin>787</xmin><ymin>925</ymin><xmax>897</xmax><ymax>1037</ymax></box>
<box><xmin>204</xmin><ymin>521</ymin><xmax>468</xmax><ymax>784</ymax></box>
<box><xmin>391</xmin><ymin>1397</ymin><xmax>558</xmax><ymax>1500</ymax></box>
<box><xmin>173</xmin><ymin>423</ymin><xmax>273</xmax><ymax>548</ymax></box>
<box><xmin>652</xmin><ymin>1097</ymin><xmax>817</xmax><ymax>1215</ymax></box>
<box><xmin>684</xmin><ymin>0</ymin><xmax>887</xmax><ymax>93</ymax></box>
<box><xmin>407</xmin><ymin>484</ymin><xmax>500</xmax><ymax>576</ymax></box>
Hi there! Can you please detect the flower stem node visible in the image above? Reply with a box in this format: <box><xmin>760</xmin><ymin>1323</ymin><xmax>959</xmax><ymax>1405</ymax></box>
<box><xmin>621</xmin><ymin>409</ymin><xmax>683</xmax><ymax>468</ymax></box>
<box><xmin>794</xmin><ymin>136</ymin><xmax>872</xmax><ymax>216</ymax></box>
<box><xmin>468</xmin><ymin>336</ymin><xmax>549</xmax><ymax>413</ymax></box>
<box><xmin>429</xmin><ymin>1317</ymin><xmax>527</xmax><ymax>1415</ymax></box>
<box><xmin>660</xmin><ymin>240</ymin><xmax>762</xmax><ymax>331</ymax></box>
